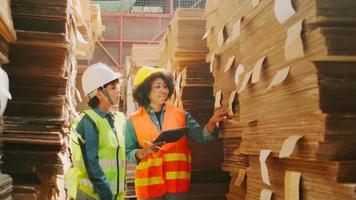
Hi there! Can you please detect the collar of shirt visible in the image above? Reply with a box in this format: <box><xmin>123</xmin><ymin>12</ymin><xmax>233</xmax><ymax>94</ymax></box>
<box><xmin>144</xmin><ymin>104</ymin><xmax>166</xmax><ymax>115</ymax></box>
<box><xmin>144</xmin><ymin>104</ymin><xmax>166</xmax><ymax>130</ymax></box>
<box><xmin>92</xmin><ymin>107</ymin><xmax>113</xmax><ymax>119</ymax></box>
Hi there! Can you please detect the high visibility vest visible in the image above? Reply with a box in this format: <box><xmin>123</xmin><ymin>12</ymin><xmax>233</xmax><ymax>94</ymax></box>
<box><xmin>131</xmin><ymin>105</ymin><xmax>191</xmax><ymax>198</ymax></box>
<box><xmin>65</xmin><ymin>109</ymin><xmax>126</xmax><ymax>200</ymax></box>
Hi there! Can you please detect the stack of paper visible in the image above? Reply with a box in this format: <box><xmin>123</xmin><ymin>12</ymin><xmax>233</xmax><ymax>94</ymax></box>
<box><xmin>159</xmin><ymin>8</ymin><xmax>209</xmax><ymax>72</ymax></box>
<box><xmin>72</xmin><ymin>0</ymin><xmax>103</xmax><ymax>59</ymax></box>
<box><xmin>246</xmin><ymin>156</ymin><xmax>356</xmax><ymax>200</ymax></box>
<box><xmin>0</xmin><ymin>0</ymin><xmax>16</xmax><ymax>64</ymax></box>
<box><xmin>0</xmin><ymin>0</ymin><xmax>100</xmax><ymax>199</ymax></box>
<box><xmin>205</xmin><ymin>0</ymin><xmax>356</xmax><ymax>199</ymax></box>
<box><xmin>0</xmin><ymin>174</ymin><xmax>12</xmax><ymax>200</ymax></box>
<box><xmin>0</xmin><ymin>1</ymin><xmax>15</xmax><ymax>197</ymax></box>
<box><xmin>130</xmin><ymin>44</ymin><xmax>161</xmax><ymax>74</ymax></box>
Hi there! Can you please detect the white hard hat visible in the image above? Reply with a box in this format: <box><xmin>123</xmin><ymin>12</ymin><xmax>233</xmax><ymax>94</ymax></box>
<box><xmin>0</xmin><ymin>67</ymin><xmax>12</xmax><ymax>116</ymax></box>
<box><xmin>82</xmin><ymin>63</ymin><xmax>118</xmax><ymax>98</ymax></box>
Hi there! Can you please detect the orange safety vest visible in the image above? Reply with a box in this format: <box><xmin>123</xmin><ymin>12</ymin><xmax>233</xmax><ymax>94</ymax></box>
<box><xmin>131</xmin><ymin>105</ymin><xmax>192</xmax><ymax>198</ymax></box>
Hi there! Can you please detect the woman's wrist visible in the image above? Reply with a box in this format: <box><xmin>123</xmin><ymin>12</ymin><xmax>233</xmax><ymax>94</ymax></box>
<box><xmin>206</xmin><ymin>120</ymin><xmax>217</xmax><ymax>134</ymax></box>
<box><xmin>135</xmin><ymin>148</ymin><xmax>150</xmax><ymax>160</ymax></box>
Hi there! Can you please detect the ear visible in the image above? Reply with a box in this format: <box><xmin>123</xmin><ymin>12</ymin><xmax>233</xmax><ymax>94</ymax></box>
<box><xmin>96</xmin><ymin>90</ymin><xmax>104</xmax><ymax>99</ymax></box>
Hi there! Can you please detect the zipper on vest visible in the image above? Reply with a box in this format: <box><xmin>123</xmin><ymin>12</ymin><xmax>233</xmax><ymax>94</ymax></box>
<box><xmin>109</xmin><ymin>114</ymin><xmax>120</xmax><ymax>199</ymax></box>
<box><xmin>114</xmin><ymin>146</ymin><xmax>120</xmax><ymax>199</ymax></box>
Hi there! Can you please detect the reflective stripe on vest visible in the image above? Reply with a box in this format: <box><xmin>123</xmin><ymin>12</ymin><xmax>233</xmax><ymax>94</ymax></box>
<box><xmin>74</xmin><ymin>159</ymin><xmax>125</xmax><ymax>169</ymax></box>
<box><xmin>135</xmin><ymin>176</ymin><xmax>164</xmax><ymax>187</ymax></box>
<box><xmin>136</xmin><ymin>158</ymin><xmax>162</xmax><ymax>170</ymax></box>
<box><xmin>163</xmin><ymin>153</ymin><xmax>191</xmax><ymax>162</ymax></box>
<box><xmin>80</xmin><ymin>178</ymin><xmax>125</xmax><ymax>192</ymax></box>
<box><xmin>65</xmin><ymin>109</ymin><xmax>126</xmax><ymax>200</ymax></box>
<box><xmin>131</xmin><ymin>105</ymin><xmax>191</xmax><ymax>198</ymax></box>
<box><xmin>166</xmin><ymin>171</ymin><xmax>191</xmax><ymax>180</ymax></box>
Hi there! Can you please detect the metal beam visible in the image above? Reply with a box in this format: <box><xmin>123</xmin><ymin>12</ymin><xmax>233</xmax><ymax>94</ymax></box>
<box><xmin>102</xmin><ymin>12</ymin><xmax>172</xmax><ymax>18</ymax></box>
<box><xmin>101</xmin><ymin>39</ymin><xmax>159</xmax><ymax>44</ymax></box>
<box><xmin>97</xmin><ymin>41</ymin><xmax>121</xmax><ymax>68</ymax></box>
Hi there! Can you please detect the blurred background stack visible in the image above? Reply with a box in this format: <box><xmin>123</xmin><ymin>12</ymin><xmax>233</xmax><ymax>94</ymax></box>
<box><xmin>158</xmin><ymin>8</ymin><xmax>229</xmax><ymax>200</ymax></box>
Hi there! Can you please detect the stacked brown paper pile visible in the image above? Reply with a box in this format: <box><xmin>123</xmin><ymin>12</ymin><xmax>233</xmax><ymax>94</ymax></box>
<box><xmin>125</xmin><ymin>163</ymin><xmax>136</xmax><ymax>199</ymax></box>
<box><xmin>0</xmin><ymin>1</ymin><xmax>16</xmax><ymax>199</ymax></box>
<box><xmin>159</xmin><ymin>8</ymin><xmax>208</xmax><ymax>72</ymax></box>
<box><xmin>205</xmin><ymin>0</ymin><xmax>356</xmax><ymax>199</ymax></box>
<box><xmin>72</xmin><ymin>0</ymin><xmax>103</xmax><ymax>60</ymax></box>
<box><xmin>0</xmin><ymin>0</ymin><xmax>16</xmax><ymax>65</ymax></box>
<box><xmin>0</xmin><ymin>174</ymin><xmax>12</xmax><ymax>200</ymax></box>
<box><xmin>157</xmin><ymin>8</ymin><xmax>229</xmax><ymax>199</ymax></box>
<box><xmin>131</xmin><ymin>44</ymin><xmax>161</xmax><ymax>72</ymax></box>
<box><xmin>247</xmin><ymin>156</ymin><xmax>356</xmax><ymax>200</ymax></box>
<box><xmin>0</xmin><ymin>120</ymin><xmax>13</xmax><ymax>200</ymax></box>
<box><xmin>0</xmin><ymin>0</ymin><xmax>100</xmax><ymax>199</ymax></box>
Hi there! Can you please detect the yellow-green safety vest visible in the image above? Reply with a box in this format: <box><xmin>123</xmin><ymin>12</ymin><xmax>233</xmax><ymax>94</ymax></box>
<box><xmin>65</xmin><ymin>109</ymin><xmax>126</xmax><ymax>200</ymax></box>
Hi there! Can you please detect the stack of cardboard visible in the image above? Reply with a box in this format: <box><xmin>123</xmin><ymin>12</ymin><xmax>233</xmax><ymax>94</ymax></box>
<box><xmin>124</xmin><ymin>162</ymin><xmax>136</xmax><ymax>199</ymax></box>
<box><xmin>158</xmin><ymin>8</ymin><xmax>229</xmax><ymax>200</ymax></box>
<box><xmin>0</xmin><ymin>0</ymin><xmax>16</xmax><ymax>65</ymax></box>
<box><xmin>159</xmin><ymin>8</ymin><xmax>208</xmax><ymax>72</ymax></box>
<box><xmin>131</xmin><ymin>44</ymin><xmax>161</xmax><ymax>72</ymax></box>
<box><xmin>0</xmin><ymin>118</ymin><xmax>13</xmax><ymax>200</ymax></box>
<box><xmin>205</xmin><ymin>0</ymin><xmax>356</xmax><ymax>199</ymax></box>
<box><xmin>0</xmin><ymin>173</ymin><xmax>12</xmax><ymax>200</ymax></box>
<box><xmin>72</xmin><ymin>0</ymin><xmax>103</xmax><ymax>60</ymax></box>
<box><xmin>0</xmin><ymin>0</ymin><xmax>100</xmax><ymax>199</ymax></box>
<box><xmin>0</xmin><ymin>1</ymin><xmax>16</xmax><ymax>199</ymax></box>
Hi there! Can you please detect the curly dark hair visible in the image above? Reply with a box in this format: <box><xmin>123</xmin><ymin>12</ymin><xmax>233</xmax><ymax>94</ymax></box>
<box><xmin>133</xmin><ymin>72</ymin><xmax>174</xmax><ymax>107</ymax></box>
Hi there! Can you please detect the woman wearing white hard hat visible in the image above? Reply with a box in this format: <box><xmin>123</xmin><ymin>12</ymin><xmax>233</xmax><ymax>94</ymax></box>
<box><xmin>65</xmin><ymin>63</ymin><xmax>126</xmax><ymax>200</ymax></box>
<box><xmin>125</xmin><ymin>66</ymin><xmax>227</xmax><ymax>200</ymax></box>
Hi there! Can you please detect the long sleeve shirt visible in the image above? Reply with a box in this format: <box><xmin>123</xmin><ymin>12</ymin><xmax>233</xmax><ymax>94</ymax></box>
<box><xmin>125</xmin><ymin>105</ymin><xmax>217</xmax><ymax>165</ymax></box>
<box><xmin>76</xmin><ymin>107</ymin><xmax>116</xmax><ymax>200</ymax></box>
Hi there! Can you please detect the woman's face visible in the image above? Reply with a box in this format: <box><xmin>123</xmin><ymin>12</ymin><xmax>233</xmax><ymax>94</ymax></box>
<box><xmin>149</xmin><ymin>78</ymin><xmax>169</xmax><ymax>106</ymax></box>
<box><xmin>105</xmin><ymin>81</ymin><xmax>120</xmax><ymax>105</ymax></box>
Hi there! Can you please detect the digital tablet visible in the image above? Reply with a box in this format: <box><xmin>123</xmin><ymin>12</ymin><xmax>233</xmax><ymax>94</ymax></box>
<box><xmin>153</xmin><ymin>127</ymin><xmax>189</xmax><ymax>143</ymax></box>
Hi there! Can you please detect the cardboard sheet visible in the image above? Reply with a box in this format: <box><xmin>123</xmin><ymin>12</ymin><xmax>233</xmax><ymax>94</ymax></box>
<box><xmin>210</xmin><ymin>54</ymin><xmax>215</xmax><ymax>73</ymax></box>
<box><xmin>224</xmin><ymin>56</ymin><xmax>235</xmax><ymax>73</ymax></box>
<box><xmin>229</xmin><ymin>17</ymin><xmax>243</xmax><ymax>41</ymax></box>
<box><xmin>260</xmin><ymin>189</ymin><xmax>273</xmax><ymax>200</ymax></box>
<box><xmin>252</xmin><ymin>0</ymin><xmax>260</xmax><ymax>8</ymax></box>
<box><xmin>279</xmin><ymin>135</ymin><xmax>303</xmax><ymax>158</ymax></box>
<box><xmin>218</xmin><ymin>27</ymin><xmax>225</xmax><ymax>46</ymax></box>
<box><xmin>0</xmin><ymin>67</ymin><xmax>11</xmax><ymax>116</ymax></box>
<box><xmin>264</xmin><ymin>66</ymin><xmax>290</xmax><ymax>92</ymax></box>
<box><xmin>285</xmin><ymin>20</ymin><xmax>304</xmax><ymax>61</ymax></box>
<box><xmin>252</xmin><ymin>56</ymin><xmax>266</xmax><ymax>83</ymax></box>
<box><xmin>202</xmin><ymin>29</ymin><xmax>210</xmax><ymax>40</ymax></box>
<box><xmin>228</xmin><ymin>90</ymin><xmax>237</xmax><ymax>116</ymax></box>
<box><xmin>175</xmin><ymin>71</ymin><xmax>183</xmax><ymax>94</ymax></box>
<box><xmin>238</xmin><ymin>70</ymin><xmax>253</xmax><ymax>94</ymax></box>
<box><xmin>167</xmin><ymin>59</ymin><xmax>173</xmax><ymax>72</ymax></box>
<box><xmin>259</xmin><ymin>149</ymin><xmax>272</xmax><ymax>185</ymax></box>
<box><xmin>234</xmin><ymin>168</ymin><xmax>246</xmax><ymax>187</ymax></box>
<box><xmin>274</xmin><ymin>0</ymin><xmax>296</xmax><ymax>24</ymax></box>
<box><xmin>285</xmin><ymin>171</ymin><xmax>301</xmax><ymax>200</ymax></box>
<box><xmin>214</xmin><ymin>90</ymin><xmax>222</xmax><ymax>108</ymax></box>
<box><xmin>235</xmin><ymin>64</ymin><xmax>245</xmax><ymax>87</ymax></box>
